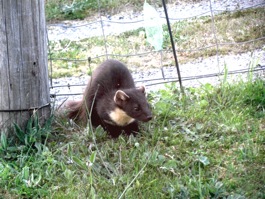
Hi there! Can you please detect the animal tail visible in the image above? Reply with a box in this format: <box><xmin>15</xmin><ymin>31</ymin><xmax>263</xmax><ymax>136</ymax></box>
<box><xmin>66</xmin><ymin>100</ymin><xmax>88</xmax><ymax>125</ymax></box>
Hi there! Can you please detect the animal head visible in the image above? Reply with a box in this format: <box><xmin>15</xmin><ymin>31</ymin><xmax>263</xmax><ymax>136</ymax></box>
<box><xmin>113</xmin><ymin>86</ymin><xmax>152</xmax><ymax>122</ymax></box>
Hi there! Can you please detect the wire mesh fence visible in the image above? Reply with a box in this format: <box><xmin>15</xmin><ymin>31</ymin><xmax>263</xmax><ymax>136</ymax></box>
<box><xmin>47</xmin><ymin>0</ymin><xmax>265</xmax><ymax>106</ymax></box>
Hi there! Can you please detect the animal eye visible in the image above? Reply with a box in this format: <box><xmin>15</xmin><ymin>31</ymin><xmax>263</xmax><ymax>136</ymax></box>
<box><xmin>134</xmin><ymin>106</ymin><xmax>140</xmax><ymax>111</ymax></box>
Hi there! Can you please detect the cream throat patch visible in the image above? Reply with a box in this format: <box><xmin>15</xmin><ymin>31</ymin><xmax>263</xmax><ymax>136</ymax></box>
<box><xmin>108</xmin><ymin>108</ymin><xmax>135</xmax><ymax>126</ymax></box>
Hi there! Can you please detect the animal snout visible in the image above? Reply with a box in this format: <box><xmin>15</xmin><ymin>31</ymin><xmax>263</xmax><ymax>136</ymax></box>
<box><xmin>144</xmin><ymin>115</ymin><xmax>152</xmax><ymax>122</ymax></box>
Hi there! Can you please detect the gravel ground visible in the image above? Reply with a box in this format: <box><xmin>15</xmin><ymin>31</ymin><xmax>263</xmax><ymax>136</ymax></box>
<box><xmin>47</xmin><ymin>0</ymin><xmax>265</xmax><ymax>41</ymax></box>
<box><xmin>50</xmin><ymin>49</ymin><xmax>264</xmax><ymax>107</ymax></box>
<box><xmin>48</xmin><ymin>0</ymin><xmax>265</xmax><ymax>107</ymax></box>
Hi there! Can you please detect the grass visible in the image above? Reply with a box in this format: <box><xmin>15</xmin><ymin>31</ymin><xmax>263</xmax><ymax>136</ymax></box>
<box><xmin>47</xmin><ymin>6</ymin><xmax>265</xmax><ymax>78</ymax></box>
<box><xmin>45</xmin><ymin>0</ymin><xmax>194</xmax><ymax>22</ymax></box>
<box><xmin>1</xmin><ymin>76</ymin><xmax>264</xmax><ymax>198</ymax></box>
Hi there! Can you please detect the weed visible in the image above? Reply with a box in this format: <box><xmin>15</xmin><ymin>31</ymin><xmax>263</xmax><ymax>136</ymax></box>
<box><xmin>47</xmin><ymin>6</ymin><xmax>264</xmax><ymax>78</ymax></box>
<box><xmin>46</xmin><ymin>0</ymin><xmax>186</xmax><ymax>22</ymax></box>
<box><xmin>1</xmin><ymin>76</ymin><xmax>264</xmax><ymax>198</ymax></box>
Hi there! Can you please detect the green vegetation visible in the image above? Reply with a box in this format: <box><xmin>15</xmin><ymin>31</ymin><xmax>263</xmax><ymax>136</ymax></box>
<box><xmin>45</xmin><ymin>0</ymin><xmax>185</xmax><ymax>22</ymax></box>
<box><xmin>46</xmin><ymin>0</ymin><xmax>99</xmax><ymax>21</ymax></box>
<box><xmin>1</xmin><ymin>2</ymin><xmax>263</xmax><ymax>198</ymax></box>
<box><xmin>1</xmin><ymin>77</ymin><xmax>264</xmax><ymax>198</ymax></box>
<box><xmin>47</xmin><ymin>6</ymin><xmax>265</xmax><ymax>78</ymax></box>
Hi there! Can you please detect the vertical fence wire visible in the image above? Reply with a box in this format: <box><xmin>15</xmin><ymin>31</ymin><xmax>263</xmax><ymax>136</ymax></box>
<box><xmin>46</xmin><ymin>28</ymin><xmax>53</xmax><ymax>88</ymax></box>
<box><xmin>97</xmin><ymin>0</ymin><xmax>109</xmax><ymax>60</ymax></box>
<box><xmin>160</xmin><ymin>51</ymin><xmax>165</xmax><ymax>80</ymax></box>
<box><xmin>46</xmin><ymin>1</ymin><xmax>265</xmax><ymax>103</ymax></box>
<box><xmin>209</xmin><ymin>0</ymin><xmax>220</xmax><ymax>72</ymax></box>
<box><xmin>161</xmin><ymin>0</ymin><xmax>183</xmax><ymax>91</ymax></box>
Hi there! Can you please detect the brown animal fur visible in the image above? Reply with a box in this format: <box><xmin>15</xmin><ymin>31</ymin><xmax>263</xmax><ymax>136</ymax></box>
<box><xmin>65</xmin><ymin>59</ymin><xmax>152</xmax><ymax>137</ymax></box>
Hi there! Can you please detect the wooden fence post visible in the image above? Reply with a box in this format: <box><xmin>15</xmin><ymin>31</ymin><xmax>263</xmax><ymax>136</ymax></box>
<box><xmin>0</xmin><ymin>0</ymin><xmax>51</xmax><ymax>136</ymax></box>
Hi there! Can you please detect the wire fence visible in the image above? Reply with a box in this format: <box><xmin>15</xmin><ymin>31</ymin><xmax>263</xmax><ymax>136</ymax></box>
<box><xmin>47</xmin><ymin>0</ymin><xmax>265</xmax><ymax>106</ymax></box>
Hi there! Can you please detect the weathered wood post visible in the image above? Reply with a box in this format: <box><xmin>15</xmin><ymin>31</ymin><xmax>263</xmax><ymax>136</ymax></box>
<box><xmin>0</xmin><ymin>0</ymin><xmax>51</xmax><ymax>135</ymax></box>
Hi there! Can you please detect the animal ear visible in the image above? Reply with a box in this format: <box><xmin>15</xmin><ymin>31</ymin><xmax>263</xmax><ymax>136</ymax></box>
<box><xmin>114</xmin><ymin>90</ymin><xmax>130</xmax><ymax>105</ymax></box>
<box><xmin>137</xmin><ymin>85</ymin><xmax>146</xmax><ymax>94</ymax></box>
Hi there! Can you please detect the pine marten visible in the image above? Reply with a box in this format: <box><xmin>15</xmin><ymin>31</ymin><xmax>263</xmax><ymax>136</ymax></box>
<box><xmin>65</xmin><ymin>59</ymin><xmax>152</xmax><ymax>137</ymax></box>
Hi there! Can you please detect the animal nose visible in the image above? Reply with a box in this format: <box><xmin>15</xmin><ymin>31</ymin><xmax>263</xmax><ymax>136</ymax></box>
<box><xmin>141</xmin><ymin>115</ymin><xmax>152</xmax><ymax>122</ymax></box>
<box><xmin>146</xmin><ymin>115</ymin><xmax>152</xmax><ymax>121</ymax></box>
